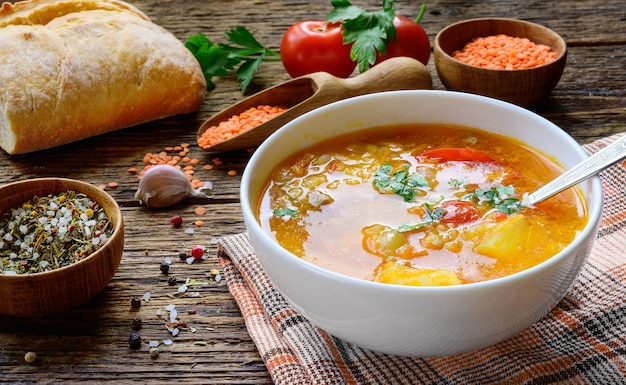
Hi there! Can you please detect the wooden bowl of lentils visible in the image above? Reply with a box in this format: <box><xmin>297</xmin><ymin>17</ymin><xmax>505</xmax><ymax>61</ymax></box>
<box><xmin>434</xmin><ymin>18</ymin><xmax>567</xmax><ymax>106</ymax></box>
<box><xmin>0</xmin><ymin>178</ymin><xmax>124</xmax><ymax>317</ymax></box>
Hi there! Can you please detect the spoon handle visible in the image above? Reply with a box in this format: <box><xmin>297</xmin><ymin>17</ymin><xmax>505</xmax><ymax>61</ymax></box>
<box><xmin>525</xmin><ymin>134</ymin><xmax>626</xmax><ymax>205</ymax></box>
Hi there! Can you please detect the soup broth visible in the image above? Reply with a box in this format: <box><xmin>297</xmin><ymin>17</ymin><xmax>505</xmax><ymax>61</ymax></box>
<box><xmin>257</xmin><ymin>124</ymin><xmax>588</xmax><ymax>285</ymax></box>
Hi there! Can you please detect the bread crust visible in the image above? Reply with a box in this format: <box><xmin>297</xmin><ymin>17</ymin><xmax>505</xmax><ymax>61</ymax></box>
<box><xmin>0</xmin><ymin>0</ymin><xmax>206</xmax><ymax>154</ymax></box>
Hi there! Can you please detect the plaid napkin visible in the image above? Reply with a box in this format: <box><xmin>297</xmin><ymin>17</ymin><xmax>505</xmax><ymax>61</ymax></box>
<box><xmin>218</xmin><ymin>133</ymin><xmax>626</xmax><ymax>385</ymax></box>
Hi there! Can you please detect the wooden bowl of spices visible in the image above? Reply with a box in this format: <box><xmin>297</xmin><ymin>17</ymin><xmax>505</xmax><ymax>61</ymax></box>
<box><xmin>0</xmin><ymin>178</ymin><xmax>124</xmax><ymax>317</ymax></box>
<box><xmin>434</xmin><ymin>18</ymin><xmax>567</xmax><ymax>106</ymax></box>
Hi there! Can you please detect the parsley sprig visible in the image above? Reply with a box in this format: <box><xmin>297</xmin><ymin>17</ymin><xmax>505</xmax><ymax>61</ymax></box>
<box><xmin>396</xmin><ymin>203</ymin><xmax>444</xmax><ymax>232</ymax></box>
<box><xmin>373</xmin><ymin>163</ymin><xmax>429</xmax><ymax>202</ymax></box>
<box><xmin>326</xmin><ymin>0</ymin><xmax>396</xmax><ymax>73</ymax></box>
<box><xmin>463</xmin><ymin>186</ymin><xmax>523</xmax><ymax>215</ymax></box>
<box><xmin>185</xmin><ymin>27</ymin><xmax>280</xmax><ymax>93</ymax></box>
<box><xmin>273</xmin><ymin>207</ymin><xmax>299</xmax><ymax>218</ymax></box>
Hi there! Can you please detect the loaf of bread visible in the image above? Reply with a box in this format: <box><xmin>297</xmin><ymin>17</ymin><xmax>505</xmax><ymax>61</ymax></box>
<box><xmin>0</xmin><ymin>0</ymin><xmax>206</xmax><ymax>154</ymax></box>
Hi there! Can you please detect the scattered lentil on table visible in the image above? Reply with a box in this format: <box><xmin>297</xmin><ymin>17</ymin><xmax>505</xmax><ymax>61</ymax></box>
<box><xmin>453</xmin><ymin>34</ymin><xmax>558</xmax><ymax>69</ymax></box>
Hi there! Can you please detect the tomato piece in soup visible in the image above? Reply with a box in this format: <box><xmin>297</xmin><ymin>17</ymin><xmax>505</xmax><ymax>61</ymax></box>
<box><xmin>440</xmin><ymin>200</ymin><xmax>481</xmax><ymax>224</ymax></box>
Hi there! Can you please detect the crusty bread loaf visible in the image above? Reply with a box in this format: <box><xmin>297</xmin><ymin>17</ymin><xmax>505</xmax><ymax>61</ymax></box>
<box><xmin>0</xmin><ymin>0</ymin><xmax>206</xmax><ymax>154</ymax></box>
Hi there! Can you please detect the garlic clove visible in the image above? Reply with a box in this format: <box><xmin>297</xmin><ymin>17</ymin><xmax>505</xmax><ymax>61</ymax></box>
<box><xmin>135</xmin><ymin>164</ymin><xmax>207</xmax><ymax>208</ymax></box>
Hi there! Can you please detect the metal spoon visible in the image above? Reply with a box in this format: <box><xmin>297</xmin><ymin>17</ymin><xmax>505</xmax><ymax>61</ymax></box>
<box><xmin>524</xmin><ymin>134</ymin><xmax>626</xmax><ymax>205</ymax></box>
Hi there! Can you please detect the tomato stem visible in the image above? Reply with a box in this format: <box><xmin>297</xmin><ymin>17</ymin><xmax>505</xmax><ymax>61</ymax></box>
<box><xmin>415</xmin><ymin>4</ymin><xmax>427</xmax><ymax>24</ymax></box>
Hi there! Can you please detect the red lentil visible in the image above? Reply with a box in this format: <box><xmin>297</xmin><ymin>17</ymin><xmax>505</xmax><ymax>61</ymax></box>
<box><xmin>136</xmin><ymin>142</ymin><xmax>213</xmax><ymax>192</ymax></box>
<box><xmin>453</xmin><ymin>34</ymin><xmax>558</xmax><ymax>70</ymax></box>
<box><xmin>198</xmin><ymin>105</ymin><xmax>288</xmax><ymax>149</ymax></box>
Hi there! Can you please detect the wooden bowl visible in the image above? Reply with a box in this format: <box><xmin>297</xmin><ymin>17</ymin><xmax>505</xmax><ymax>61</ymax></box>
<box><xmin>0</xmin><ymin>178</ymin><xmax>124</xmax><ymax>317</ymax></box>
<box><xmin>434</xmin><ymin>18</ymin><xmax>567</xmax><ymax>106</ymax></box>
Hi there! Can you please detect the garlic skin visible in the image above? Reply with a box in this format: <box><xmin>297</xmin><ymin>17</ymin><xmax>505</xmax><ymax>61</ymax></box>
<box><xmin>135</xmin><ymin>164</ymin><xmax>207</xmax><ymax>208</ymax></box>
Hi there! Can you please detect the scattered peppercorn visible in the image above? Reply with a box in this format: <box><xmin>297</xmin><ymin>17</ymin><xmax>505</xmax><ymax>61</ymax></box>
<box><xmin>159</xmin><ymin>262</ymin><xmax>170</xmax><ymax>274</ymax></box>
<box><xmin>131</xmin><ymin>318</ymin><xmax>142</xmax><ymax>331</ymax></box>
<box><xmin>24</xmin><ymin>351</ymin><xmax>36</xmax><ymax>363</ymax></box>
<box><xmin>149</xmin><ymin>347</ymin><xmax>160</xmax><ymax>359</ymax></box>
<box><xmin>170</xmin><ymin>215</ymin><xmax>183</xmax><ymax>228</ymax></box>
<box><xmin>129</xmin><ymin>333</ymin><xmax>142</xmax><ymax>350</ymax></box>
<box><xmin>168</xmin><ymin>276</ymin><xmax>178</xmax><ymax>286</ymax></box>
<box><xmin>191</xmin><ymin>246</ymin><xmax>204</xmax><ymax>259</ymax></box>
<box><xmin>130</xmin><ymin>297</ymin><xmax>141</xmax><ymax>309</ymax></box>
<box><xmin>179</xmin><ymin>251</ymin><xmax>188</xmax><ymax>261</ymax></box>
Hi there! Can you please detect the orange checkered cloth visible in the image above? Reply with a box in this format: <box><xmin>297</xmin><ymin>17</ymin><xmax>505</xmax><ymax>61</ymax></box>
<box><xmin>218</xmin><ymin>133</ymin><xmax>626</xmax><ymax>385</ymax></box>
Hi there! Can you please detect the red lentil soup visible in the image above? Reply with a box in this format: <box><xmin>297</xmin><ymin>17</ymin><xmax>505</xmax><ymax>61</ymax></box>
<box><xmin>256</xmin><ymin>124</ymin><xmax>588</xmax><ymax>286</ymax></box>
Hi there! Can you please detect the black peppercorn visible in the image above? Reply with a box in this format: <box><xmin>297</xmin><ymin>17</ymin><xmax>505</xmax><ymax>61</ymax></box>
<box><xmin>159</xmin><ymin>262</ymin><xmax>170</xmax><ymax>274</ymax></box>
<box><xmin>131</xmin><ymin>318</ymin><xmax>142</xmax><ymax>331</ymax></box>
<box><xmin>178</xmin><ymin>251</ymin><xmax>187</xmax><ymax>261</ymax></box>
<box><xmin>128</xmin><ymin>333</ymin><xmax>142</xmax><ymax>350</ymax></box>
<box><xmin>130</xmin><ymin>297</ymin><xmax>141</xmax><ymax>309</ymax></box>
<box><xmin>168</xmin><ymin>276</ymin><xmax>177</xmax><ymax>286</ymax></box>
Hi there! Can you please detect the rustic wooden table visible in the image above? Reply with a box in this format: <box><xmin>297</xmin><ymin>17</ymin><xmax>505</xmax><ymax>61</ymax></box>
<box><xmin>1</xmin><ymin>0</ymin><xmax>625</xmax><ymax>383</ymax></box>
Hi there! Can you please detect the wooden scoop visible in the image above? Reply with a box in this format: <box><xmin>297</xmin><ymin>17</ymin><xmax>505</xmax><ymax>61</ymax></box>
<box><xmin>197</xmin><ymin>56</ymin><xmax>432</xmax><ymax>152</ymax></box>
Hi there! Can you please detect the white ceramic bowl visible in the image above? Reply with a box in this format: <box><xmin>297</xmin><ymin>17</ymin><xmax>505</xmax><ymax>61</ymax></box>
<box><xmin>240</xmin><ymin>90</ymin><xmax>603</xmax><ymax>357</ymax></box>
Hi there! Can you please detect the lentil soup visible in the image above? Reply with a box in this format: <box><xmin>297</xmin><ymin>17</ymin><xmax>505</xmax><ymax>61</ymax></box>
<box><xmin>256</xmin><ymin>124</ymin><xmax>588</xmax><ymax>286</ymax></box>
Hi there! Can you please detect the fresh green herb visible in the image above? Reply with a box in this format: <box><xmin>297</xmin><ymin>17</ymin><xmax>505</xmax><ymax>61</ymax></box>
<box><xmin>424</xmin><ymin>202</ymin><xmax>445</xmax><ymax>221</ymax></box>
<box><xmin>185</xmin><ymin>27</ymin><xmax>281</xmax><ymax>93</ymax></box>
<box><xmin>396</xmin><ymin>203</ymin><xmax>444</xmax><ymax>232</ymax></box>
<box><xmin>373</xmin><ymin>163</ymin><xmax>429</xmax><ymax>202</ymax></box>
<box><xmin>493</xmin><ymin>197</ymin><xmax>523</xmax><ymax>215</ymax></box>
<box><xmin>397</xmin><ymin>222</ymin><xmax>426</xmax><ymax>232</ymax></box>
<box><xmin>326</xmin><ymin>0</ymin><xmax>395</xmax><ymax>73</ymax></box>
<box><xmin>463</xmin><ymin>186</ymin><xmax>523</xmax><ymax>215</ymax></box>
<box><xmin>448</xmin><ymin>178</ymin><xmax>465</xmax><ymax>189</ymax></box>
<box><xmin>273</xmin><ymin>207</ymin><xmax>299</xmax><ymax>218</ymax></box>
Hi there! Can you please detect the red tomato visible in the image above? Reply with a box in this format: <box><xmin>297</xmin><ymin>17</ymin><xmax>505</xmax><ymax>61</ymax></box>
<box><xmin>280</xmin><ymin>21</ymin><xmax>356</xmax><ymax>78</ymax></box>
<box><xmin>374</xmin><ymin>15</ymin><xmax>431</xmax><ymax>66</ymax></box>
<box><xmin>440</xmin><ymin>201</ymin><xmax>481</xmax><ymax>224</ymax></box>
<box><xmin>419</xmin><ymin>148</ymin><xmax>495</xmax><ymax>163</ymax></box>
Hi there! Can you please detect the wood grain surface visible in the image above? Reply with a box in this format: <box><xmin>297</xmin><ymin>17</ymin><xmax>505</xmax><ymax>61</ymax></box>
<box><xmin>1</xmin><ymin>0</ymin><xmax>625</xmax><ymax>383</ymax></box>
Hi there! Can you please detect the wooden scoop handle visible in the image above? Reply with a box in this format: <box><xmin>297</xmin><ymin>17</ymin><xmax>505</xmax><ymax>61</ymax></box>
<box><xmin>307</xmin><ymin>56</ymin><xmax>433</xmax><ymax>102</ymax></box>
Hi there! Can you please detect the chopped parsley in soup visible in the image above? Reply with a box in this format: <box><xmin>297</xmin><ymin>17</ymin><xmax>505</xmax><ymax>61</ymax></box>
<box><xmin>256</xmin><ymin>124</ymin><xmax>588</xmax><ymax>286</ymax></box>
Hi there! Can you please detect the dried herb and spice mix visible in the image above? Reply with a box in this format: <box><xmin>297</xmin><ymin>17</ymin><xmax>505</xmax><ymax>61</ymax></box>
<box><xmin>0</xmin><ymin>190</ymin><xmax>113</xmax><ymax>275</ymax></box>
